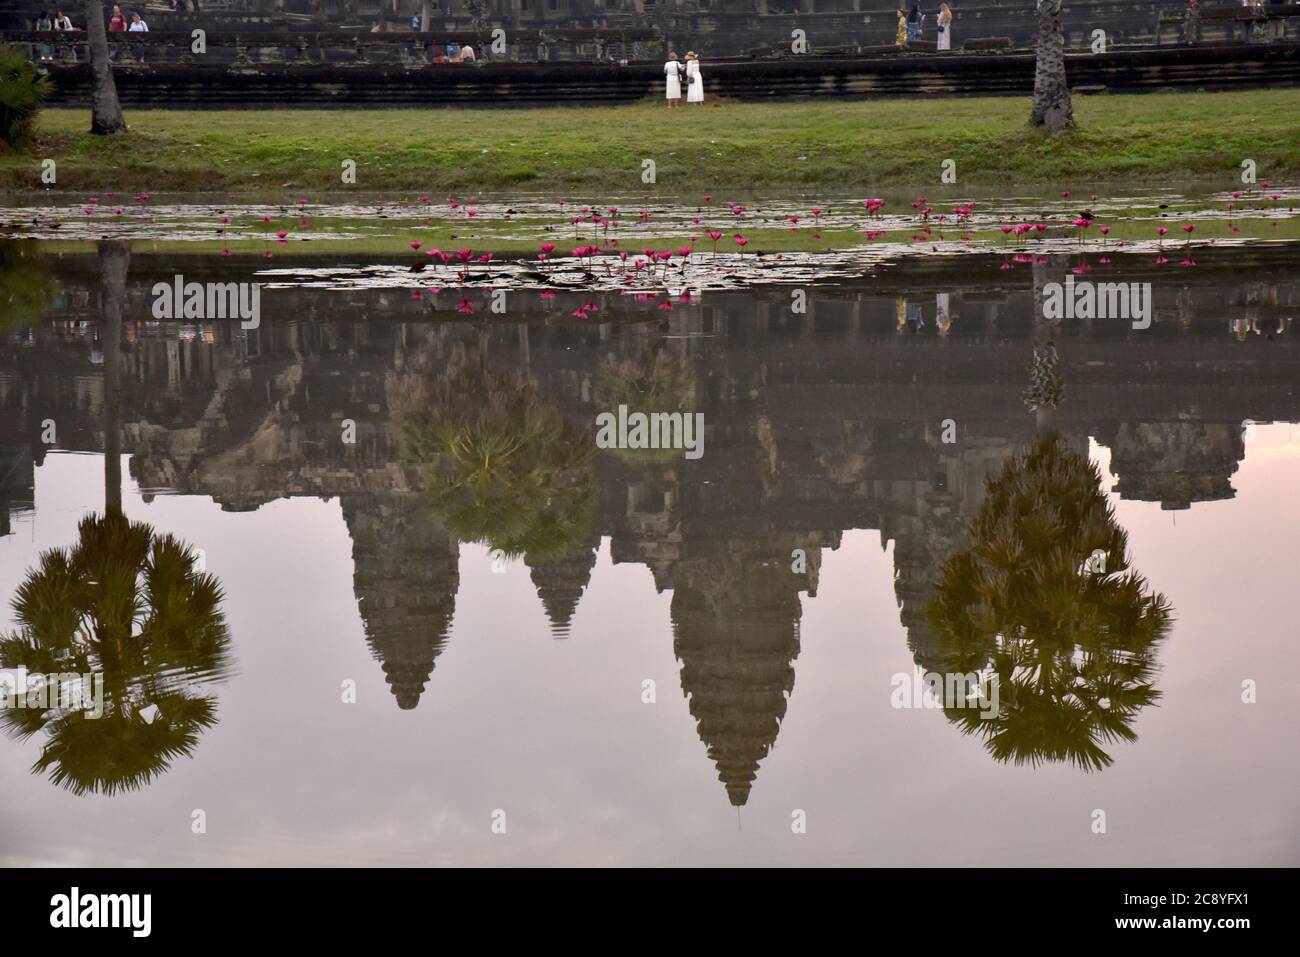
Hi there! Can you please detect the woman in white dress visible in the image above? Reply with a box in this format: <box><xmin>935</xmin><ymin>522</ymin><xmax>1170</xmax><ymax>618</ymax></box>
<box><xmin>685</xmin><ymin>52</ymin><xmax>704</xmax><ymax>104</ymax></box>
<box><xmin>937</xmin><ymin>3</ymin><xmax>953</xmax><ymax>51</ymax></box>
<box><xmin>664</xmin><ymin>53</ymin><xmax>682</xmax><ymax>108</ymax></box>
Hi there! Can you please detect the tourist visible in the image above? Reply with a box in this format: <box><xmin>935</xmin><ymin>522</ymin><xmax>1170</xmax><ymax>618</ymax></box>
<box><xmin>128</xmin><ymin>11</ymin><xmax>147</xmax><ymax>63</ymax></box>
<box><xmin>459</xmin><ymin>44</ymin><xmax>476</xmax><ymax>63</ymax></box>
<box><xmin>685</xmin><ymin>51</ymin><xmax>704</xmax><ymax>105</ymax></box>
<box><xmin>907</xmin><ymin>4</ymin><xmax>924</xmax><ymax>42</ymax></box>
<box><xmin>936</xmin><ymin>292</ymin><xmax>952</xmax><ymax>335</ymax></box>
<box><xmin>664</xmin><ymin>52</ymin><xmax>682</xmax><ymax>108</ymax></box>
<box><xmin>446</xmin><ymin>40</ymin><xmax>460</xmax><ymax>61</ymax></box>
<box><xmin>896</xmin><ymin>10</ymin><xmax>908</xmax><ymax>47</ymax></box>
<box><xmin>108</xmin><ymin>5</ymin><xmax>126</xmax><ymax>31</ymax></box>
<box><xmin>1183</xmin><ymin>0</ymin><xmax>1202</xmax><ymax>42</ymax></box>
<box><xmin>35</xmin><ymin>11</ymin><xmax>56</xmax><ymax>63</ymax></box>
<box><xmin>937</xmin><ymin>3</ymin><xmax>953</xmax><ymax>50</ymax></box>
<box><xmin>53</xmin><ymin>10</ymin><xmax>74</xmax><ymax>30</ymax></box>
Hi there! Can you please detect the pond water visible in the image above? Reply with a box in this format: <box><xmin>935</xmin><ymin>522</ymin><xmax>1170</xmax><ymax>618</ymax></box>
<box><xmin>0</xmin><ymin>205</ymin><xmax>1297</xmax><ymax>865</ymax></box>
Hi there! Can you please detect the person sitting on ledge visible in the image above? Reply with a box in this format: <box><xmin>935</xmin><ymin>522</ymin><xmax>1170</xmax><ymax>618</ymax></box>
<box><xmin>35</xmin><ymin>11</ymin><xmax>56</xmax><ymax>63</ymax></box>
<box><xmin>53</xmin><ymin>10</ymin><xmax>74</xmax><ymax>30</ymax></box>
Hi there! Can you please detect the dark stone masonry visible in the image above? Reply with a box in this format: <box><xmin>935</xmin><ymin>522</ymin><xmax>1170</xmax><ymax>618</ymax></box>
<box><xmin>7</xmin><ymin>0</ymin><xmax>1300</xmax><ymax>105</ymax></box>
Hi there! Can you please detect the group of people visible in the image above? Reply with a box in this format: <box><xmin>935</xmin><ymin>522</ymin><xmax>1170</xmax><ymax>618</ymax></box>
<box><xmin>405</xmin><ymin>18</ymin><xmax>477</xmax><ymax>61</ymax></box>
<box><xmin>896</xmin><ymin>3</ymin><xmax>955</xmax><ymax>50</ymax></box>
<box><xmin>104</xmin><ymin>5</ymin><xmax>149</xmax><ymax>33</ymax></box>
<box><xmin>33</xmin><ymin>6</ymin><xmax>149</xmax><ymax>64</ymax></box>
<box><xmin>31</xmin><ymin>11</ymin><xmax>77</xmax><ymax>63</ymax></box>
<box><xmin>663</xmin><ymin>51</ymin><xmax>705</xmax><ymax>107</ymax></box>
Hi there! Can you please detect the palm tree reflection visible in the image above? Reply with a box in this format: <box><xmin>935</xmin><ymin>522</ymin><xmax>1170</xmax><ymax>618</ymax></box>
<box><xmin>1</xmin><ymin>519</ymin><xmax>231</xmax><ymax>796</ymax></box>
<box><xmin>0</xmin><ymin>241</ymin><xmax>59</xmax><ymax>334</ymax></box>
<box><xmin>926</xmin><ymin>436</ymin><xmax>1173</xmax><ymax>771</ymax></box>
<box><xmin>925</xmin><ymin>256</ymin><xmax>1174</xmax><ymax>771</ymax></box>
<box><xmin>397</xmin><ymin>361</ymin><xmax>595</xmax><ymax>564</ymax></box>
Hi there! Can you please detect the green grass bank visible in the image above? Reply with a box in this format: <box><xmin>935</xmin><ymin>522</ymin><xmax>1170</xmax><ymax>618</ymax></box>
<box><xmin>2</xmin><ymin>90</ymin><xmax>1298</xmax><ymax>195</ymax></box>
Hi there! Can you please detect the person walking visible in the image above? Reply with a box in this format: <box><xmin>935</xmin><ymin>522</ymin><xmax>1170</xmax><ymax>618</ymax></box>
<box><xmin>896</xmin><ymin>10</ymin><xmax>908</xmax><ymax>47</ymax></box>
<box><xmin>128</xmin><ymin>11</ymin><xmax>147</xmax><ymax>63</ymax></box>
<box><xmin>937</xmin><ymin>3</ymin><xmax>953</xmax><ymax>50</ymax></box>
<box><xmin>906</xmin><ymin>3</ymin><xmax>924</xmax><ymax>42</ymax></box>
<box><xmin>108</xmin><ymin>5</ymin><xmax>126</xmax><ymax>31</ymax></box>
<box><xmin>664</xmin><ymin>52</ymin><xmax>682</xmax><ymax>107</ymax></box>
<box><xmin>685</xmin><ymin>51</ymin><xmax>704</xmax><ymax>105</ymax></box>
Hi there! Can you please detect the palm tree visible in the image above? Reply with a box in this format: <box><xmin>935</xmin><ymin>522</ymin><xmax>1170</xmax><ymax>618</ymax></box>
<box><xmin>397</xmin><ymin>360</ymin><xmax>595</xmax><ymax>565</ymax></box>
<box><xmin>926</xmin><ymin>436</ymin><xmax>1172</xmax><ymax>771</ymax></box>
<box><xmin>925</xmin><ymin>256</ymin><xmax>1170</xmax><ymax>769</ymax></box>
<box><xmin>0</xmin><ymin>241</ymin><xmax>59</xmax><ymax>334</ymax></box>
<box><xmin>1024</xmin><ymin>257</ymin><xmax>1064</xmax><ymax>433</ymax></box>
<box><xmin>99</xmin><ymin>240</ymin><xmax>128</xmax><ymax>515</ymax></box>
<box><xmin>1030</xmin><ymin>0</ymin><xmax>1073</xmax><ymax>134</ymax></box>
<box><xmin>592</xmin><ymin>345</ymin><xmax>697</xmax><ymax>466</ymax></box>
<box><xmin>84</xmin><ymin>1</ymin><xmax>127</xmax><ymax>134</ymax></box>
<box><xmin>1</xmin><ymin>513</ymin><xmax>231</xmax><ymax>795</ymax></box>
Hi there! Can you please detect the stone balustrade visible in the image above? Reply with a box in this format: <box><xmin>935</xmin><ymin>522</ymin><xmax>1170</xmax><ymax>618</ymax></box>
<box><xmin>10</xmin><ymin>27</ymin><xmax>667</xmax><ymax>66</ymax></box>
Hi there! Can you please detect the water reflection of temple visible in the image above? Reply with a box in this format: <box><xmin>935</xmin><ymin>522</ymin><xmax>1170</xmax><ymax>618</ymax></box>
<box><xmin>4</xmin><ymin>257</ymin><xmax>1298</xmax><ymax>801</ymax></box>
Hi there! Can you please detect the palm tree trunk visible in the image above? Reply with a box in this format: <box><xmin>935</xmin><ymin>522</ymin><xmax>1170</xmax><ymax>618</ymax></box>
<box><xmin>1029</xmin><ymin>257</ymin><xmax>1062</xmax><ymax>436</ymax></box>
<box><xmin>1030</xmin><ymin>0</ymin><xmax>1073</xmax><ymax>134</ymax></box>
<box><xmin>100</xmin><ymin>240</ymin><xmax>130</xmax><ymax>516</ymax></box>
<box><xmin>84</xmin><ymin>0</ymin><xmax>127</xmax><ymax>134</ymax></box>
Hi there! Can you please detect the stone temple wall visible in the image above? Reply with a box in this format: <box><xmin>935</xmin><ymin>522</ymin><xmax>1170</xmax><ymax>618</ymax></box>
<box><xmin>17</xmin><ymin>1</ymin><xmax>1296</xmax><ymax>57</ymax></box>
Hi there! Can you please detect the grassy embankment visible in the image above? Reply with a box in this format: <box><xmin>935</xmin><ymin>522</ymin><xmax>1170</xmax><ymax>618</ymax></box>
<box><xmin>2</xmin><ymin>90</ymin><xmax>1299</xmax><ymax>195</ymax></box>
